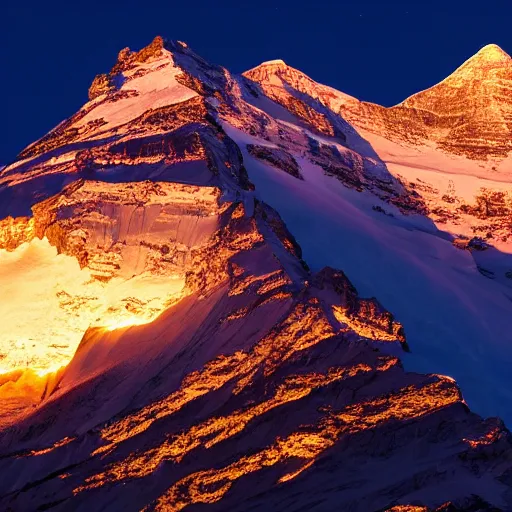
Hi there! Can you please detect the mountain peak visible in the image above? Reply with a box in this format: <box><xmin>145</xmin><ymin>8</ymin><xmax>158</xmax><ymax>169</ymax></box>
<box><xmin>389</xmin><ymin>42</ymin><xmax>512</xmax><ymax>158</ymax></box>
<box><xmin>474</xmin><ymin>43</ymin><xmax>511</xmax><ymax>62</ymax></box>
<box><xmin>243</xmin><ymin>59</ymin><xmax>289</xmax><ymax>78</ymax></box>
<box><xmin>451</xmin><ymin>43</ymin><xmax>512</xmax><ymax>78</ymax></box>
<box><xmin>397</xmin><ymin>44</ymin><xmax>512</xmax><ymax>105</ymax></box>
<box><xmin>259</xmin><ymin>59</ymin><xmax>287</xmax><ymax>67</ymax></box>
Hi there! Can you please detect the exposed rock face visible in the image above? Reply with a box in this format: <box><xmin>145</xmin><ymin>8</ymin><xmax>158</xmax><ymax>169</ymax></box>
<box><xmin>386</xmin><ymin>497</ymin><xmax>503</xmax><ymax>512</ymax></box>
<box><xmin>0</xmin><ymin>215</ymin><xmax>33</xmax><ymax>250</ymax></box>
<box><xmin>31</xmin><ymin>180</ymin><xmax>222</xmax><ymax>279</ymax></box>
<box><xmin>88</xmin><ymin>36</ymin><xmax>167</xmax><ymax>101</ymax></box>
<box><xmin>313</xmin><ymin>267</ymin><xmax>405</xmax><ymax>344</ymax></box>
<box><xmin>1</xmin><ymin>37</ymin><xmax>512</xmax><ymax>512</ymax></box>
<box><xmin>247</xmin><ymin>144</ymin><xmax>303</xmax><ymax>179</ymax></box>
<box><xmin>88</xmin><ymin>73</ymin><xmax>117</xmax><ymax>101</ymax></box>
<box><xmin>0</xmin><ymin>180</ymin><xmax>223</xmax><ymax>379</ymax></box>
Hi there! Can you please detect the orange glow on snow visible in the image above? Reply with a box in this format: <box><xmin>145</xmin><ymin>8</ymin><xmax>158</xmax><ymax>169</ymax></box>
<box><xmin>100</xmin><ymin>310</ymin><xmax>171</xmax><ymax>332</ymax></box>
<box><xmin>0</xmin><ymin>237</ymin><xmax>185</xmax><ymax>376</ymax></box>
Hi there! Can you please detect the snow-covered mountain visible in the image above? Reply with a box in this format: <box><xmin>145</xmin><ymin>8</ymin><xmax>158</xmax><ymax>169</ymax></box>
<box><xmin>245</xmin><ymin>44</ymin><xmax>512</xmax><ymax>161</ymax></box>
<box><xmin>1</xmin><ymin>37</ymin><xmax>512</xmax><ymax>511</ymax></box>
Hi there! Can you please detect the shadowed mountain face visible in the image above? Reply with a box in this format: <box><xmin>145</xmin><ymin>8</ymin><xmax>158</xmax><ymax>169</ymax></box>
<box><xmin>1</xmin><ymin>37</ymin><xmax>512</xmax><ymax>511</ymax></box>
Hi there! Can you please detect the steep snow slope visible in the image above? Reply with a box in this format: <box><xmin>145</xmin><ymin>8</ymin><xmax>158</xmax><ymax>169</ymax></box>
<box><xmin>1</xmin><ymin>37</ymin><xmax>512</xmax><ymax>511</ymax></box>
<box><xmin>227</xmin><ymin>124</ymin><xmax>512</xmax><ymax>423</ymax></box>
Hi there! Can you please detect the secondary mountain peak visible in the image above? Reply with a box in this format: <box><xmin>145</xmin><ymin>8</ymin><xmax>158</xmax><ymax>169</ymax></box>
<box><xmin>473</xmin><ymin>43</ymin><xmax>511</xmax><ymax>63</ymax></box>
<box><xmin>440</xmin><ymin>42</ymin><xmax>512</xmax><ymax>84</ymax></box>
<box><xmin>389</xmin><ymin>43</ymin><xmax>512</xmax><ymax>158</ymax></box>
<box><xmin>243</xmin><ymin>58</ymin><xmax>307</xmax><ymax>85</ymax></box>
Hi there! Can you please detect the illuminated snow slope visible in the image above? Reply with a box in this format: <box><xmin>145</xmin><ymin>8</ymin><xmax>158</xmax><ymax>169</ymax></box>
<box><xmin>228</xmin><ymin>125</ymin><xmax>512</xmax><ymax>424</ymax></box>
<box><xmin>0</xmin><ymin>237</ymin><xmax>185</xmax><ymax>374</ymax></box>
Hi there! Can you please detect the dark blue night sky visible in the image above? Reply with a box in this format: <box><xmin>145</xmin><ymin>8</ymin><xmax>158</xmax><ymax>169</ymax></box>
<box><xmin>2</xmin><ymin>0</ymin><xmax>511</xmax><ymax>163</ymax></box>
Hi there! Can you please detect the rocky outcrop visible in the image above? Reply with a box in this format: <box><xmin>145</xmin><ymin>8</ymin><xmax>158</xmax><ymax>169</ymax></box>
<box><xmin>453</xmin><ymin>237</ymin><xmax>491</xmax><ymax>252</ymax></box>
<box><xmin>88</xmin><ymin>73</ymin><xmax>117</xmax><ymax>100</ymax></box>
<box><xmin>88</xmin><ymin>36</ymin><xmax>167</xmax><ymax>101</ymax></box>
<box><xmin>313</xmin><ymin>267</ymin><xmax>406</xmax><ymax>345</ymax></box>
<box><xmin>0</xmin><ymin>215</ymin><xmax>34</xmax><ymax>250</ymax></box>
<box><xmin>247</xmin><ymin>143</ymin><xmax>303</xmax><ymax>179</ymax></box>
<box><xmin>385</xmin><ymin>496</ymin><xmax>503</xmax><ymax>511</ymax></box>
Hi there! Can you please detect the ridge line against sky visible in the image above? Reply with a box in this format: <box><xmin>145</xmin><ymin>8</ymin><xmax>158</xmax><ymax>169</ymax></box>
<box><xmin>2</xmin><ymin>0</ymin><xmax>511</xmax><ymax>163</ymax></box>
